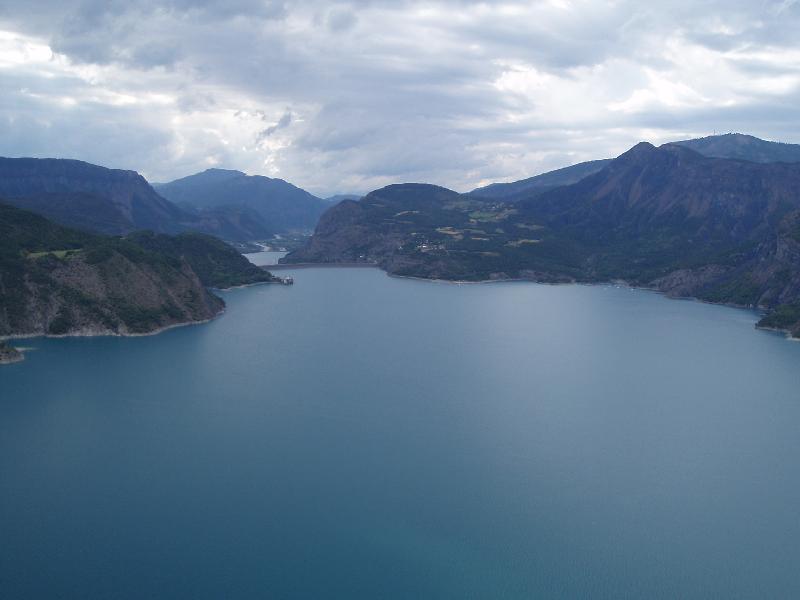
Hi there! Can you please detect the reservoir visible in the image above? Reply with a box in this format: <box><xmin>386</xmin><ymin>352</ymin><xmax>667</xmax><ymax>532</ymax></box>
<box><xmin>2</xmin><ymin>267</ymin><xmax>800</xmax><ymax>599</ymax></box>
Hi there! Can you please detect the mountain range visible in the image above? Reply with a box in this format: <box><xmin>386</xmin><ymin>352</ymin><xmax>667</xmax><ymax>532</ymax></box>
<box><xmin>469</xmin><ymin>132</ymin><xmax>800</xmax><ymax>201</ymax></box>
<box><xmin>286</xmin><ymin>134</ymin><xmax>800</xmax><ymax>337</ymax></box>
<box><xmin>672</xmin><ymin>133</ymin><xmax>800</xmax><ymax>164</ymax></box>
<box><xmin>0</xmin><ymin>159</ymin><xmax>328</xmax><ymax>241</ymax></box>
<box><xmin>470</xmin><ymin>159</ymin><xmax>612</xmax><ymax>200</ymax></box>
<box><xmin>154</xmin><ymin>168</ymin><xmax>329</xmax><ymax>232</ymax></box>
<box><xmin>5</xmin><ymin>132</ymin><xmax>800</xmax><ymax>339</ymax></box>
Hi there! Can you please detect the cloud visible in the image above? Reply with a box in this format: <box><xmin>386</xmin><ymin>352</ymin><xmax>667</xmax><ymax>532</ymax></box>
<box><xmin>257</xmin><ymin>109</ymin><xmax>293</xmax><ymax>141</ymax></box>
<box><xmin>1</xmin><ymin>1</ymin><xmax>800</xmax><ymax>195</ymax></box>
<box><xmin>326</xmin><ymin>7</ymin><xmax>357</xmax><ymax>32</ymax></box>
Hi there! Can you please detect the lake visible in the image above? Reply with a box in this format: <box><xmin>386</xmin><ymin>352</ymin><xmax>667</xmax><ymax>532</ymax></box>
<box><xmin>2</xmin><ymin>266</ymin><xmax>800</xmax><ymax>599</ymax></box>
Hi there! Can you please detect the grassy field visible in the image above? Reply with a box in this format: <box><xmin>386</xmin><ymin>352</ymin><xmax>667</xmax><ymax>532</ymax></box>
<box><xmin>26</xmin><ymin>249</ymin><xmax>82</xmax><ymax>259</ymax></box>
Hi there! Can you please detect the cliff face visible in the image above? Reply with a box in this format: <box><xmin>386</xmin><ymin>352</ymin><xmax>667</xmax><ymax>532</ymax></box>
<box><xmin>2</xmin><ymin>250</ymin><xmax>223</xmax><ymax>337</ymax></box>
<box><xmin>522</xmin><ymin>143</ymin><xmax>800</xmax><ymax>247</ymax></box>
<box><xmin>0</xmin><ymin>204</ymin><xmax>274</xmax><ymax>340</ymax></box>
<box><xmin>287</xmin><ymin>199</ymin><xmax>402</xmax><ymax>264</ymax></box>
<box><xmin>0</xmin><ymin>157</ymin><xmax>184</xmax><ymax>234</ymax></box>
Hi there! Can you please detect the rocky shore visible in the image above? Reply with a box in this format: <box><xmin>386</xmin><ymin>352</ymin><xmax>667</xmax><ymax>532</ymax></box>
<box><xmin>0</xmin><ymin>342</ymin><xmax>23</xmax><ymax>364</ymax></box>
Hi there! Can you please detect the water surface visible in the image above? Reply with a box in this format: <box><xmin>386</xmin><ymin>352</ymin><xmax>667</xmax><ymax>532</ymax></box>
<box><xmin>2</xmin><ymin>268</ymin><xmax>800</xmax><ymax>599</ymax></box>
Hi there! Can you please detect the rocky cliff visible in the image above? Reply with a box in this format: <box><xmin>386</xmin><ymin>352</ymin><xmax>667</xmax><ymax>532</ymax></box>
<box><xmin>0</xmin><ymin>203</ymin><xmax>275</xmax><ymax>341</ymax></box>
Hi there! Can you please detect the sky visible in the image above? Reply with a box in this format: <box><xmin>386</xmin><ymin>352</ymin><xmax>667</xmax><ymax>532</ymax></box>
<box><xmin>1</xmin><ymin>1</ymin><xmax>800</xmax><ymax>197</ymax></box>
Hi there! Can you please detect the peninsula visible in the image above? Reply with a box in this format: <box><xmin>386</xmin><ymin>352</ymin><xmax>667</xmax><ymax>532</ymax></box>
<box><xmin>0</xmin><ymin>203</ymin><xmax>280</xmax><ymax>349</ymax></box>
<box><xmin>285</xmin><ymin>136</ymin><xmax>800</xmax><ymax>337</ymax></box>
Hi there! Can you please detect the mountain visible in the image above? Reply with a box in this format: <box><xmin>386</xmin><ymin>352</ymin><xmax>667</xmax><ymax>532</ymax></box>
<box><xmin>155</xmin><ymin>168</ymin><xmax>328</xmax><ymax>232</ymax></box>
<box><xmin>325</xmin><ymin>194</ymin><xmax>362</xmax><ymax>203</ymax></box>
<box><xmin>671</xmin><ymin>133</ymin><xmax>800</xmax><ymax>164</ymax></box>
<box><xmin>289</xmin><ymin>184</ymin><xmax>468</xmax><ymax>271</ymax></box>
<box><xmin>285</xmin><ymin>183</ymin><xmax>535</xmax><ymax>281</ymax></box>
<box><xmin>0</xmin><ymin>203</ymin><xmax>276</xmax><ymax>342</ymax></box>
<box><xmin>470</xmin><ymin>159</ymin><xmax>611</xmax><ymax>200</ymax></box>
<box><xmin>286</xmin><ymin>143</ymin><xmax>800</xmax><ymax>336</ymax></box>
<box><xmin>0</xmin><ymin>157</ymin><xmax>273</xmax><ymax>241</ymax></box>
<box><xmin>176</xmin><ymin>203</ymin><xmax>273</xmax><ymax>241</ymax></box>
<box><xmin>470</xmin><ymin>134</ymin><xmax>800</xmax><ymax>203</ymax></box>
<box><xmin>123</xmin><ymin>230</ymin><xmax>275</xmax><ymax>289</ymax></box>
<box><xmin>515</xmin><ymin>142</ymin><xmax>800</xmax><ymax>284</ymax></box>
<box><xmin>0</xmin><ymin>157</ymin><xmax>185</xmax><ymax>234</ymax></box>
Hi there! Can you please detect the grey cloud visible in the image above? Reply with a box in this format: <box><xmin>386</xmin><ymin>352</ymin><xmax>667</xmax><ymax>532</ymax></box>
<box><xmin>257</xmin><ymin>110</ymin><xmax>293</xmax><ymax>141</ymax></box>
<box><xmin>326</xmin><ymin>7</ymin><xmax>357</xmax><ymax>32</ymax></box>
<box><xmin>2</xmin><ymin>0</ymin><xmax>800</xmax><ymax>195</ymax></box>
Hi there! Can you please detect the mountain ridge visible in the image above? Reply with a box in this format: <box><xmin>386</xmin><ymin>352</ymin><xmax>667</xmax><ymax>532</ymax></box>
<box><xmin>470</xmin><ymin>159</ymin><xmax>612</xmax><ymax>200</ymax></box>
<box><xmin>0</xmin><ymin>157</ymin><xmax>184</xmax><ymax>233</ymax></box>
<box><xmin>155</xmin><ymin>168</ymin><xmax>328</xmax><ymax>232</ymax></box>
<box><xmin>0</xmin><ymin>158</ymin><xmax>275</xmax><ymax>241</ymax></box>
<box><xmin>470</xmin><ymin>133</ymin><xmax>800</xmax><ymax>202</ymax></box>
<box><xmin>670</xmin><ymin>133</ymin><xmax>800</xmax><ymax>164</ymax></box>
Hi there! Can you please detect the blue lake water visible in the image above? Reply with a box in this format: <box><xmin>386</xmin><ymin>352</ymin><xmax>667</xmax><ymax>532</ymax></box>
<box><xmin>2</xmin><ymin>266</ymin><xmax>800</xmax><ymax>599</ymax></box>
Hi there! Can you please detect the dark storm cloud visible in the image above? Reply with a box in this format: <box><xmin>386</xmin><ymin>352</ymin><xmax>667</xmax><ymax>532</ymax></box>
<box><xmin>2</xmin><ymin>0</ymin><xmax>800</xmax><ymax>194</ymax></box>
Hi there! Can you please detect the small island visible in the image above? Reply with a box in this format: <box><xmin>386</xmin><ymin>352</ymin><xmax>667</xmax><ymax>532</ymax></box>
<box><xmin>0</xmin><ymin>341</ymin><xmax>23</xmax><ymax>364</ymax></box>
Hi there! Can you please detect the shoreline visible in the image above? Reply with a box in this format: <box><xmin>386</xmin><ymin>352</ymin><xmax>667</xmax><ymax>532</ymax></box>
<box><xmin>269</xmin><ymin>262</ymin><xmax>378</xmax><ymax>270</ymax></box>
<box><xmin>0</xmin><ymin>278</ymin><xmax>291</xmax><ymax>361</ymax></box>
<box><xmin>3</xmin><ymin>265</ymin><xmax>793</xmax><ymax>355</ymax></box>
<box><xmin>381</xmin><ymin>268</ymin><xmax>785</xmax><ymax>337</ymax></box>
<box><xmin>277</xmin><ymin>261</ymin><xmax>770</xmax><ymax>319</ymax></box>
<box><xmin>0</xmin><ymin>277</ymin><xmax>291</xmax><ymax>352</ymax></box>
<box><xmin>0</xmin><ymin>305</ymin><xmax>227</xmax><ymax>346</ymax></box>
<box><xmin>212</xmin><ymin>278</ymin><xmax>283</xmax><ymax>291</ymax></box>
<box><xmin>278</xmin><ymin>259</ymin><xmax>773</xmax><ymax>317</ymax></box>
<box><xmin>753</xmin><ymin>324</ymin><xmax>799</xmax><ymax>340</ymax></box>
<box><xmin>0</xmin><ymin>311</ymin><xmax>223</xmax><ymax>343</ymax></box>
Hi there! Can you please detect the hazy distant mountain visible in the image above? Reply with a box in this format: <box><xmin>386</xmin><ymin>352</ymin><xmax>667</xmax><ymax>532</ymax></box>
<box><xmin>470</xmin><ymin>159</ymin><xmax>611</xmax><ymax>200</ymax></box>
<box><xmin>155</xmin><ymin>168</ymin><xmax>328</xmax><ymax>232</ymax></box>
<box><xmin>325</xmin><ymin>194</ymin><xmax>362</xmax><ymax>203</ymax></box>
<box><xmin>0</xmin><ymin>158</ymin><xmax>272</xmax><ymax>241</ymax></box>
<box><xmin>670</xmin><ymin>133</ymin><xmax>800</xmax><ymax>163</ymax></box>
<box><xmin>176</xmin><ymin>203</ymin><xmax>273</xmax><ymax>241</ymax></box>
<box><xmin>288</xmin><ymin>142</ymin><xmax>800</xmax><ymax>335</ymax></box>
